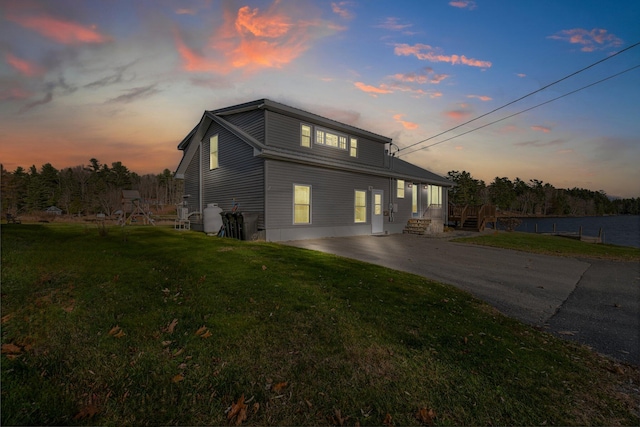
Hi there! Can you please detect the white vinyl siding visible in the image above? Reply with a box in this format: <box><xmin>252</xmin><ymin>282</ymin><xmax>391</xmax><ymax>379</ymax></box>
<box><xmin>354</xmin><ymin>190</ymin><xmax>366</xmax><ymax>223</ymax></box>
<box><xmin>301</xmin><ymin>124</ymin><xmax>311</xmax><ymax>148</ymax></box>
<box><xmin>397</xmin><ymin>179</ymin><xmax>405</xmax><ymax>198</ymax></box>
<box><xmin>209</xmin><ymin>134</ymin><xmax>219</xmax><ymax>170</ymax></box>
<box><xmin>294</xmin><ymin>184</ymin><xmax>311</xmax><ymax>224</ymax></box>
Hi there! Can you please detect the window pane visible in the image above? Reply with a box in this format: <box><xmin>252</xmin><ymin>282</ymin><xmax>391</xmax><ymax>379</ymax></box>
<box><xmin>210</xmin><ymin>134</ymin><xmax>218</xmax><ymax>170</ymax></box>
<box><xmin>374</xmin><ymin>193</ymin><xmax>382</xmax><ymax>215</ymax></box>
<box><xmin>350</xmin><ymin>138</ymin><xmax>357</xmax><ymax>157</ymax></box>
<box><xmin>294</xmin><ymin>206</ymin><xmax>310</xmax><ymax>224</ymax></box>
<box><xmin>397</xmin><ymin>179</ymin><xmax>404</xmax><ymax>198</ymax></box>
<box><xmin>295</xmin><ymin>185</ymin><xmax>310</xmax><ymax>204</ymax></box>
<box><xmin>301</xmin><ymin>125</ymin><xmax>311</xmax><ymax>147</ymax></box>
<box><xmin>326</xmin><ymin>133</ymin><xmax>338</xmax><ymax>147</ymax></box>
<box><xmin>339</xmin><ymin>136</ymin><xmax>347</xmax><ymax>149</ymax></box>
<box><xmin>294</xmin><ymin>185</ymin><xmax>311</xmax><ymax>224</ymax></box>
<box><xmin>316</xmin><ymin>130</ymin><xmax>324</xmax><ymax>145</ymax></box>
<box><xmin>354</xmin><ymin>190</ymin><xmax>366</xmax><ymax>223</ymax></box>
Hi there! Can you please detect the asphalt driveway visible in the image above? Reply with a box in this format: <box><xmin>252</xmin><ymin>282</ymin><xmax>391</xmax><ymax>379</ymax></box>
<box><xmin>284</xmin><ymin>233</ymin><xmax>639</xmax><ymax>365</ymax></box>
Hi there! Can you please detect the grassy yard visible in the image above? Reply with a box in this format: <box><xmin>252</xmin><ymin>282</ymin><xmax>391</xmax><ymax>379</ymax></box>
<box><xmin>453</xmin><ymin>231</ymin><xmax>640</xmax><ymax>261</ymax></box>
<box><xmin>1</xmin><ymin>224</ymin><xmax>638</xmax><ymax>426</ymax></box>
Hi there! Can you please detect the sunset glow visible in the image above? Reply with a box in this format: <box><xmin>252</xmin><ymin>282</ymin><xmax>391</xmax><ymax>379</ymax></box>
<box><xmin>1</xmin><ymin>0</ymin><xmax>638</xmax><ymax>197</ymax></box>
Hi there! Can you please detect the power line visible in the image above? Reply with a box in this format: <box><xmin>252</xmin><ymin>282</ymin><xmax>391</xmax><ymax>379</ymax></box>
<box><xmin>397</xmin><ymin>64</ymin><xmax>640</xmax><ymax>158</ymax></box>
<box><xmin>397</xmin><ymin>41</ymin><xmax>640</xmax><ymax>154</ymax></box>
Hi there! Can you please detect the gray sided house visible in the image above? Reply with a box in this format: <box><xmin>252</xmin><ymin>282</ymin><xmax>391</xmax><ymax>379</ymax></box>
<box><xmin>175</xmin><ymin>99</ymin><xmax>453</xmax><ymax>242</ymax></box>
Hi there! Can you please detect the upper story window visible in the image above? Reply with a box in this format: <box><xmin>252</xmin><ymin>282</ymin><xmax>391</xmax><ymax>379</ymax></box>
<box><xmin>397</xmin><ymin>179</ymin><xmax>405</xmax><ymax>198</ymax></box>
<box><xmin>301</xmin><ymin>124</ymin><xmax>311</xmax><ymax>148</ymax></box>
<box><xmin>315</xmin><ymin>127</ymin><xmax>347</xmax><ymax>150</ymax></box>
<box><xmin>349</xmin><ymin>138</ymin><xmax>358</xmax><ymax>157</ymax></box>
<box><xmin>209</xmin><ymin>134</ymin><xmax>219</xmax><ymax>170</ymax></box>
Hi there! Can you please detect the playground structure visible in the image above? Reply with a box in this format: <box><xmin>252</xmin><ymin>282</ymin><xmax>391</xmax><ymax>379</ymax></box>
<box><xmin>118</xmin><ymin>190</ymin><xmax>155</xmax><ymax>226</ymax></box>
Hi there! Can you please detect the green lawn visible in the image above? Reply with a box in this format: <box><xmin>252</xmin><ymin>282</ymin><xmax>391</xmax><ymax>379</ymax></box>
<box><xmin>452</xmin><ymin>230</ymin><xmax>640</xmax><ymax>261</ymax></box>
<box><xmin>1</xmin><ymin>224</ymin><xmax>638</xmax><ymax>426</ymax></box>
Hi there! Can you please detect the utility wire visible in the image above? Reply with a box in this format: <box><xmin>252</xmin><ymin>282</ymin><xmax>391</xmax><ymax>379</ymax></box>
<box><xmin>397</xmin><ymin>41</ymin><xmax>640</xmax><ymax>154</ymax></box>
<box><xmin>397</xmin><ymin>64</ymin><xmax>640</xmax><ymax>158</ymax></box>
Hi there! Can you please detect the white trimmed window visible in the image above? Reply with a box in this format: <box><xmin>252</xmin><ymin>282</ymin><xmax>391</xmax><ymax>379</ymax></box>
<box><xmin>315</xmin><ymin>127</ymin><xmax>347</xmax><ymax>150</ymax></box>
<box><xmin>350</xmin><ymin>138</ymin><xmax>358</xmax><ymax>157</ymax></box>
<box><xmin>354</xmin><ymin>190</ymin><xmax>367</xmax><ymax>223</ymax></box>
<box><xmin>210</xmin><ymin>134</ymin><xmax>219</xmax><ymax>170</ymax></box>
<box><xmin>301</xmin><ymin>124</ymin><xmax>311</xmax><ymax>148</ymax></box>
<box><xmin>397</xmin><ymin>179</ymin><xmax>405</xmax><ymax>198</ymax></box>
<box><xmin>294</xmin><ymin>184</ymin><xmax>311</xmax><ymax>224</ymax></box>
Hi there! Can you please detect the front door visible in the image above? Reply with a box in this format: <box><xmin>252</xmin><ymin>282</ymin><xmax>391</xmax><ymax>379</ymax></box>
<box><xmin>372</xmin><ymin>189</ymin><xmax>383</xmax><ymax>234</ymax></box>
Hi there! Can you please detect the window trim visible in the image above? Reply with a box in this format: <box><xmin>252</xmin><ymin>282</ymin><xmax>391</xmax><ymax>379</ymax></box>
<box><xmin>354</xmin><ymin>189</ymin><xmax>367</xmax><ymax>223</ymax></box>
<box><xmin>397</xmin><ymin>179</ymin><xmax>405</xmax><ymax>198</ymax></box>
<box><xmin>301</xmin><ymin>124</ymin><xmax>312</xmax><ymax>148</ymax></box>
<box><xmin>293</xmin><ymin>184</ymin><xmax>312</xmax><ymax>225</ymax></box>
<box><xmin>209</xmin><ymin>134</ymin><xmax>219</xmax><ymax>170</ymax></box>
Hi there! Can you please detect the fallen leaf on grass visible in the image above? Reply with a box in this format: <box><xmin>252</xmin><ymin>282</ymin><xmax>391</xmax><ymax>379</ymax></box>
<box><xmin>330</xmin><ymin>409</ymin><xmax>348</xmax><ymax>426</ymax></box>
<box><xmin>165</xmin><ymin>318</ymin><xmax>178</xmax><ymax>334</ymax></box>
<box><xmin>172</xmin><ymin>374</ymin><xmax>184</xmax><ymax>383</ymax></box>
<box><xmin>73</xmin><ymin>404</ymin><xmax>99</xmax><ymax>420</ymax></box>
<box><xmin>272</xmin><ymin>381</ymin><xmax>288</xmax><ymax>392</ymax></box>
<box><xmin>261</xmin><ymin>265</ymin><xmax>267</xmax><ymax>271</ymax></box>
<box><xmin>416</xmin><ymin>407</ymin><xmax>436</xmax><ymax>425</ymax></box>
<box><xmin>383</xmin><ymin>413</ymin><xmax>393</xmax><ymax>426</ymax></box>
<box><xmin>196</xmin><ymin>326</ymin><xmax>212</xmax><ymax>338</ymax></box>
<box><xmin>1</xmin><ymin>313</ymin><xmax>13</xmax><ymax>323</ymax></box>
<box><xmin>108</xmin><ymin>326</ymin><xmax>125</xmax><ymax>338</ymax></box>
<box><xmin>227</xmin><ymin>395</ymin><xmax>248</xmax><ymax>425</ymax></box>
<box><xmin>558</xmin><ymin>331</ymin><xmax>577</xmax><ymax>336</ymax></box>
<box><xmin>1</xmin><ymin>343</ymin><xmax>22</xmax><ymax>354</ymax></box>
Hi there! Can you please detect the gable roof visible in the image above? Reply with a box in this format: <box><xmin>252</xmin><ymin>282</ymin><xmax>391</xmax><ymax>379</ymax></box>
<box><xmin>176</xmin><ymin>99</ymin><xmax>453</xmax><ymax>187</ymax></box>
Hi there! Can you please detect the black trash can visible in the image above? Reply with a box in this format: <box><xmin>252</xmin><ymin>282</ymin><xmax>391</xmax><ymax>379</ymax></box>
<box><xmin>240</xmin><ymin>212</ymin><xmax>259</xmax><ymax>240</ymax></box>
<box><xmin>233</xmin><ymin>212</ymin><xmax>244</xmax><ymax>240</ymax></box>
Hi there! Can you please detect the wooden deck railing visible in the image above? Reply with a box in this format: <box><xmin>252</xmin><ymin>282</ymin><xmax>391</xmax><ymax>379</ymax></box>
<box><xmin>448</xmin><ymin>203</ymin><xmax>497</xmax><ymax>231</ymax></box>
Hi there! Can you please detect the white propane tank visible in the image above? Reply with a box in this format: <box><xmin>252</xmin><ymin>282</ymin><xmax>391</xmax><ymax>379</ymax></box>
<box><xmin>203</xmin><ymin>203</ymin><xmax>223</xmax><ymax>234</ymax></box>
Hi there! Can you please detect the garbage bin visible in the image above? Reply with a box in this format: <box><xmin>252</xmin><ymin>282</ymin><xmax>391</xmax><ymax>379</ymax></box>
<box><xmin>233</xmin><ymin>212</ymin><xmax>243</xmax><ymax>240</ymax></box>
<box><xmin>240</xmin><ymin>212</ymin><xmax>259</xmax><ymax>240</ymax></box>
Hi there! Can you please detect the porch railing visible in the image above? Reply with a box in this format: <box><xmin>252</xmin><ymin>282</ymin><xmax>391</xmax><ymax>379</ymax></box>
<box><xmin>423</xmin><ymin>203</ymin><xmax>443</xmax><ymax>219</ymax></box>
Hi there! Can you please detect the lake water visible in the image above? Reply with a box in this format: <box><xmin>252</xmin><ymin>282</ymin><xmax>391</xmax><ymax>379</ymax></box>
<box><xmin>495</xmin><ymin>215</ymin><xmax>640</xmax><ymax>248</ymax></box>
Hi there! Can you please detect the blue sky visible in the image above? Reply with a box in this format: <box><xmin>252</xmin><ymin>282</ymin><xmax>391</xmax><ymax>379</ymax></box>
<box><xmin>1</xmin><ymin>0</ymin><xmax>639</xmax><ymax>197</ymax></box>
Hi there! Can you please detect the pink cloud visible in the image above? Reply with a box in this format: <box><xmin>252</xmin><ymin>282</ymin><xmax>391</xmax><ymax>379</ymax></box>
<box><xmin>516</xmin><ymin>73</ymin><xmax>526</xmax><ymax>78</ymax></box>
<box><xmin>548</xmin><ymin>28</ymin><xmax>622</xmax><ymax>52</ymax></box>
<box><xmin>8</xmin><ymin>14</ymin><xmax>109</xmax><ymax>44</ymax></box>
<box><xmin>0</xmin><ymin>86</ymin><xmax>32</xmax><ymax>101</ymax></box>
<box><xmin>531</xmin><ymin>125</ymin><xmax>551</xmax><ymax>133</ymax></box>
<box><xmin>394</xmin><ymin>43</ymin><xmax>491</xmax><ymax>68</ymax></box>
<box><xmin>376</xmin><ymin>17</ymin><xmax>413</xmax><ymax>31</ymax></box>
<box><xmin>445</xmin><ymin>109</ymin><xmax>472</xmax><ymax>122</ymax></box>
<box><xmin>392</xmin><ymin>68</ymin><xmax>449</xmax><ymax>84</ymax></box>
<box><xmin>467</xmin><ymin>94</ymin><xmax>492</xmax><ymax>101</ymax></box>
<box><xmin>449</xmin><ymin>1</ymin><xmax>477</xmax><ymax>10</ymax></box>
<box><xmin>331</xmin><ymin>2</ymin><xmax>353</xmax><ymax>19</ymax></box>
<box><xmin>393</xmin><ymin>113</ymin><xmax>419</xmax><ymax>130</ymax></box>
<box><xmin>175</xmin><ymin>8</ymin><xmax>197</xmax><ymax>15</ymax></box>
<box><xmin>176</xmin><ymin>1</ymin><xmax>342</xmax><ymax>73</ymax></box>
<box><xmin>354</xmin><ymin>81</ymin><xmax>392</xmax><ymax>96</ymax></box>
<box><xmin>5</xmin><ymin>52</ymin><xmax>45</xmax><ymax>77</ymax></box>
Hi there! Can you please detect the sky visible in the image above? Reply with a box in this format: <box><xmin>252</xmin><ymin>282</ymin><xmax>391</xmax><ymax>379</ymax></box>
<box><xmin>1</xmin><ymin>0</ymin><xmax>639</xmax><ymax>198</ymax></box>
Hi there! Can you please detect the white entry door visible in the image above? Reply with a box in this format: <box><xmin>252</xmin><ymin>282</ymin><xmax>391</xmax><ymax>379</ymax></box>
<box><xmin>372</xmin><ymin>189</ymin><xmax>384</xmax><ymax>234</ymax></box>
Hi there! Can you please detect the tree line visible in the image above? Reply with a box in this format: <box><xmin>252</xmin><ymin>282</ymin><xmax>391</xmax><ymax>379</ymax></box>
<box><xmin>446</xmin><ymin>170</ymin><xmax>640</xmax><ymax>216</ymax></box>
<box><xmin>1</xmin><ymin>159</ymin><xmax>183</xmax><ymax>217</ymax></box>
